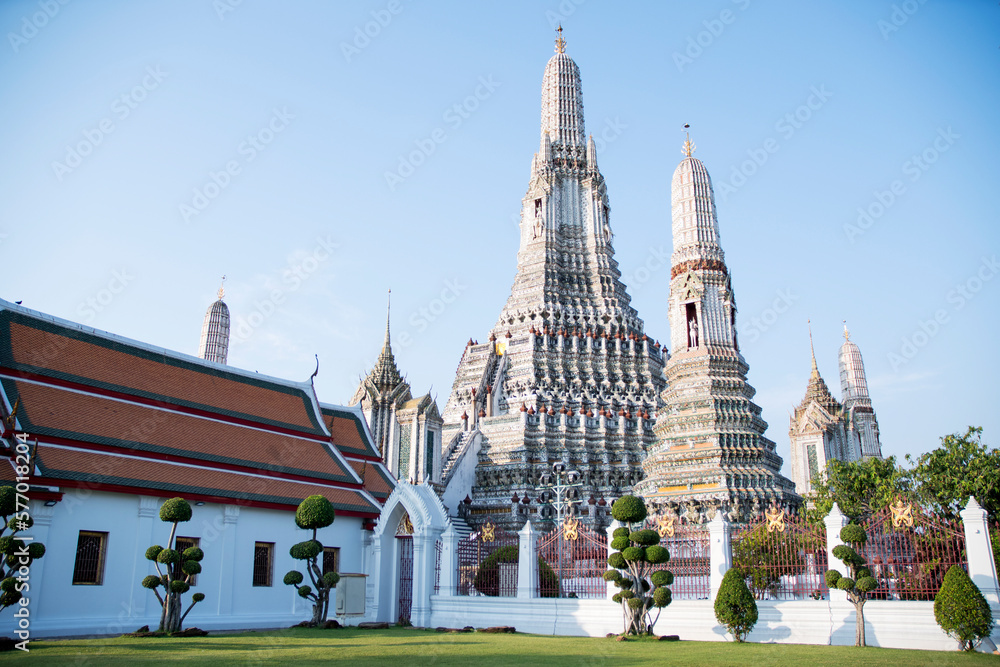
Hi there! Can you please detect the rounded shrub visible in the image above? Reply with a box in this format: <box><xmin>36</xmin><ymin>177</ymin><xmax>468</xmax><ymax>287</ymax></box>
<box><xmin>856</xmin><ymin>576</ymin><xmax>878</xmax><ymax>593</ymax></box>
<box><xmin>156</xmin><ymin>548</ymin><xmax>180</xmax><ymax>565</ymax></box>
<box><xmin>836</xmin><ymin>577</ymin><xmax>856</xmax><ymax>591</ymax></box>
<box><xmin>618</xmin><ymin>577</ymin><xmax>634</xmax><ymax>590</ymax></box>
<box><xmin>608</xmin><ymin>552</ymin><xmax>626</xmax><ymax>569</ymax></box>
<box><xmin>651</xmin><ymin>570</ymin><xmax>673</xmax><ymax>587</ymax></box>
<box><xmin>192</xmin><ymin>593</ymin><xmax>205</xmax><ymax>603</ymax></box>
<box><xmin>290</xmin><ymin>539</ymin><xmax>323</xmax><ymax>561</ymax></box>
<box><xmin>612</xmin><ymin>527</ymin><xmax>630</xmax><ymax>539</ymax></box>
<box><xmin>8</xmin><ymin>515</ymin><xmax>32</xmax><ymax>531</ymax></box>
<box><xmin>627</xmin><ymin>597</ymin><xmax>644</xmax><ymax>610</ymax></box>
<box><xmin>612</xmin><ymin>592</ymin><xmax>623</xmax><ymax>603</ymax></box>
<box><xmin>934</xmin><ymin>565</ymin><xmax>993</xmax><ymax>651</ymax></box>
<box><xmin>825</xmin><ymin>569</ymin><xmax>842</xmax><ymax>588</ymax></box>
<box><xmin>603</xmin><ymin>570</ymin><xmax>622</xmax><ymax>583</ymax></box>
<box><xmin>840</xmin><ymin>523</ymin><xmax>867</xmax><ymax>545</ymax></box>
<box><xmin>159</xmin><ymin>498</ymin><xmax>192</xmax><ymax>523</ymax></box>
<box><xmin>295</xmin><ymin>495</ymin><xmax>336</xmax><ymax>530</ymax></box>
<box><xmin>714</xmin><ymin>568</ymin><xmax>758</xmax><ymax>642</ymax></box>
<box><xmin>472</xmin><ymin>545</ymin><xmax>559</xmax><ymax>597</ymax></box>
<box><xmin>183</xmin><ymin>546</ymin><xmax>204</xmax><ymax>562</ymax></box>
<box><xmin>0</xmin><ymin>590</ymin><xmax>21</xmax><ymax>608</ymax></box>
<box><xmin>622</xmin><ymin>546</ymin><xmax>644</xmax><ymax>562</ymax></box>
<box><xmin>298</xmin><ymin>585</ymin><xmax>313</xmax><ymax>598</ymax></box>
<box><xmin>0</xmin><ymin>537</ymin><xmax>14</xmax><ymax>556</ymax></box>
<box><xmin>26</xmin><ymin>543</ymin><xmax>44</xmax><ymax>560</ymax></box>
<box><xmin>832</xmin><ymin>544</ymin><xmax>862</xmax><ymax>566</ymax></box>
<box><xmin>629</xmin><ymin>529</ymin><xmax>659</xmax><ymax>546</ymax></box>
<box><xmin>0</xmin><ymin>487</ymin><xmax>15</xmax><ymax>516</ymax></box>
<box><xmin>652</xmin><ymin>586</ymin><xmax>672</xmax><ymax>608</ymax></box>
<box><xmin>611</xmin><ymin>495</ymin><xmax>647</xmax><ymax>525</ymax></box>
<box><xmin>322</xmin><ymin>572</ymin><xmax>340</xmax><ymax>588</ymax></box>
<box><xmin>610</xmin><ymin>536</ymin><xmax>630</xmax><ymax>551</ymax></box>
<box><xmin>0</xmin><ymin>577</ymin><xmax>16</xmax><ymax>593</ymax></box>
<box><xmin>284</xmin><ymin>570</ymin><xmax>304</xmax><ymax>586</ymax></box>
<box><xmin>141</xmin><ymin>575</ymin><xmax>161</xmax><ymax>589</ymax></box>
<box><xmin>619</xmin><ymin>589</ymin><xmax>635</xmax><ymax>599</ymax></box>
<box><xmin>169</xmin><ymin>580</ymin><xmax>190</xmax><ymax>594</ymax></box>
<box><xmin>181</xmin><ymin>560</ymin><xmax>202</xmax><ymax>576</ymax></box>
<box><xmin>645</xmin><ymin>545</ymin><xmax>669</xmax><ymax>564</ymax></box>
<box><xmin>145</xmin><ymin>545</ymin><xmax>164</xmax><ymax>561</ymax></box>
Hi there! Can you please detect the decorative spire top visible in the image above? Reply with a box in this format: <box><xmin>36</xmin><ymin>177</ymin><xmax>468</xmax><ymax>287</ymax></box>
<box><xmin>555</xmin><ymin>25</ymin><xmax>566</xmax><ymax>54</ymax></box>
<box><xmin>218</xmin><ymin>275</ymin><xmax>226</xmax><ymax>300</ymax></box>
<box><xmin>682</xmin><ymin>124</ymin><xmax>696</xmax><ymax>157</ymax></box>
<box><xmin>808</xmin><ymin>320</ymin><xmax>818</xmax><ymax>373</ymax></box>
<box><xmin>843</xmin><ymin>320</ymin><xmax>850</xmax><ymax>342</ymax></box>
<box><xmin>540</xmin><ymin>32</ymin><xmax>585</xmax><ymax>146</ymax></box>
<box><xmin>384</xmin><ymin>289</ymin><xmax>391</xmax><ymax>351</ymax></box>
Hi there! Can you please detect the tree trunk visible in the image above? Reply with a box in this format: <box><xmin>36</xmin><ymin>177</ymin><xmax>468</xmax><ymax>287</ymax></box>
<box><xmin>854</xmin><ymin>599</ymin><xmax>866</xmax><ymax>647</ymax></box>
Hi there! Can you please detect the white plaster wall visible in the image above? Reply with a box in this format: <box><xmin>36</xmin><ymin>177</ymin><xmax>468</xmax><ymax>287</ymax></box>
<box><xmin>1</xmin><ymin>492</ymin><xmax>366</xmax><ymax>638</ymax></box>
<box><xmin>440</xmin><ymin>432</ymin><xmax>480</xmax><ymax>514</ymax></box>
<box><xmin>429</xmin><ymin>596</ymin><xmax>1000</xmax><ymax>651</ymax></box>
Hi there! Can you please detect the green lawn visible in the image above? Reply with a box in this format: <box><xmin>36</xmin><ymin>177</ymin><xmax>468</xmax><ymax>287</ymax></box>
<box><xmin>1</xmin><ymin>627</ymin><xmax>994</xmax><ymax>666</ymax></box>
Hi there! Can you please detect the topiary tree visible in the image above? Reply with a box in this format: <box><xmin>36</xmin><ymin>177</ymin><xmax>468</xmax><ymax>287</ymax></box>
<box><xmin>142</xmin><ymin>497</ymin><xmax>205</xmax><ymax>633</ymax></box>
<box><xmin>284</xmin><ymin>495</ymin><xmax>339</xmax><ymax>626</ymax></box>
<box><xmin>934</xmin><ymin>565</ymin><xmax>994</xmax><ymax>651</ymax></box>
<box><xmin>0</xmin><ymin>486</ymin><xmax>45</xmax><ymax>612</ymax></box>
<box><xmin>825</xmin><ymin>523</ymin><xmax>878</xmax><ymax>647</ymax></box>
<box><xmin>604</xmin><ymin>495</ymin><xmax>673</xmax><ymax>636</ymax></box>
<box><xmin>714</xmin><ymin>567</ymin><xmax>758</xmax><ymax>642</ymax></box>
<box><xmin>471</xmin><ymin>544</ymin><xmax>559</xmax><ymax>597</ymax></box>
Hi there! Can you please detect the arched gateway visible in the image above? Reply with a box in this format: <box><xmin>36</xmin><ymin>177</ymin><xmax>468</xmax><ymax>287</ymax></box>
<box><xmin>367</xmin><ymin>482</ymin><xmax>452</xmax><ymax>626</ymax></box>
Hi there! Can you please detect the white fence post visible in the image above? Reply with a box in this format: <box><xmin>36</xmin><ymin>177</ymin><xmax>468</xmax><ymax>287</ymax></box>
<box><xmin>708</xmin><ymin>511</ymin><xmax>731</xmax><ymax>601</ymax></box>
<box><xmin>824</xmin><ymin>503</ymin><xmax>849</xmax><ymax>602</ymax></box>
<box><xmin>438</xmin><ymin>523</ymin><xmax>459</xmax><ymax>596</ymax></box>
<box><xmin>517</xmin><ymin>520</ymin><xmax>538</xmax><ymax>599</ymax></box>
<box><xmin>606</xmin><ymin>520</ymin><xmax>620</xmax><ymax>601</ymax></box>
<box><xmin>960</xmin><ymin>497</ymin><xmax>1000</xmax><ymax>605</ymax></box>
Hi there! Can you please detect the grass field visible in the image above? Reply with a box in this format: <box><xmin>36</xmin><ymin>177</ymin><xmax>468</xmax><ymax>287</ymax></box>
<box><xmin>1</xmin><ymin>627</ymin><xmax>995</xmax><ymax>666</ymax></box>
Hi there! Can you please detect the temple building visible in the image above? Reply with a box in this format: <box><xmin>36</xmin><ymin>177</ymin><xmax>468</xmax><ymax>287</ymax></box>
<box><xmin>350</xmin><ymin>293</ymin><xmax>442</xmax><ymax>485</ymax></box>
<box><xmin>634</xmin><ymin>135</ymin><xmax>800</xmax><ymax>521</ymax></box>
<box><xmin>198</xmin><ymin>278</ymin><xmax>230</xmax><ymax>364</ymax></box>
<box><xmin>434</xmin><ymin>31</ymin><xmax>667</xmax><ymax>529</ymax></box>
<box><xmin>788</xmin><ymin>323</ymin><xmax>882</xmax><ymax>495</ymax></box>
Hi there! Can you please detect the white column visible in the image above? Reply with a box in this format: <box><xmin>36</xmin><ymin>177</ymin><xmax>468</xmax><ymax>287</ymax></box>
<box><xmin>960</xmin><ymin>497</ymin><xmax>1000</xmax><ymax>605</ymax></box>
<box><xmin>131</xmin><ymin>496</ymin><xmax>159</xmax><ymax>619</ymax></box>
<box><xmin>824</xmin><ymin>503</ymin><xmax>848</xmax><ymax>602</ymax></box>
<box><xmin>25</xmin><ymin>502</ymin><xmax>54</xmax><ymax>618</ymax></box>
<box><xmin>708</xmin><ymin>511</ymin><xmax>731</xmax><ymax>600</ymax></box>
<box><xmin>516</xmin><ymin>520</ymin><xmax>538</xmax><ymax>599</ymax></box>
<box><xmin>411</xmin><ymin>531</ymin><xmax>440</xmax><ymax>627</ymax></box>
<box><xmin>606</xmin><ymin>520</ymin><xmax>619</xmax><ymax>601</ymax></box>
<box><xmin>438</xmin><ymin>524</ymin><xmax>459</xmax><ymax>596</ymax></box>
<box><xmin>217</xmin><ymin>505</ymin><xmax>239</xmax><ymax>617</ymax></box>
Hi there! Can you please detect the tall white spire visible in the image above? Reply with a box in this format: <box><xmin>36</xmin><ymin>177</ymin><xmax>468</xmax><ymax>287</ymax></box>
<box><xmin>539</xmin><ymin>26</ymin><xmax>585</xmax><ymax>147</ymax></box>
<box><xmin>839</xmin><ymin>323</ymin><xmax>882</xmax><ymax>458</ymax></box>
<box><xmin>198</xmin><ymin>276</ymin><xmax>230</xmax><ymax>364</ymax></box>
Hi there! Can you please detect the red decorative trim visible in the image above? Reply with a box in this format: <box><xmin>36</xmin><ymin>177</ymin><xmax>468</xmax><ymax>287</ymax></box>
<box><xmin>671</xmin><ymin>259</ymin><xmax>728</xmax><ymax>279</ymax></box>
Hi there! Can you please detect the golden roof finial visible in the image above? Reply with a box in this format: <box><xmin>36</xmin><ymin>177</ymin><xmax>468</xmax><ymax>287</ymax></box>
<box><xmin>555</xmin><ymin>25</ymin><xmax>566</xmax><ymax>54</ymax></box>
<box><xmin>808</xmin><ymin>319</ymin><xmax>818</xmax><ymax>373</ymax></box>
<box><xmin>843</xmin><ymin>320</ymin><xmax>851</xmax><ymax>342</ymax></box>
<box><xmin>218</xmin><ymin>275</ymin><xmax>226</xmax><ymax>300</ymax></box>
<box><xmin>682</xmin><ymin>123</ymin><xmax>696</xmax><ymax>157</ymax></box>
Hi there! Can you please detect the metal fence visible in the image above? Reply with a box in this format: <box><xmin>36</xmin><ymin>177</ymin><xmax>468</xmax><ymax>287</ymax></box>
<box><xmin>433</xmin><ymin>538</ymin><xmax>442</xmax><ymax>594</ymax></box>
<box><xmin>651</xmin><ymin>518</ymin><xmax>711</xmax><ymax>600</ymax></box>
<box><xmin>537</xmin><ymin>519</ymin><xmax>608</xmax><ymax>598</ymax></box>
<box><xmin>732</xmin><ymin>508</ymin><xmax>828</xmax><ymax>600</ymax></box>
<box><xmin>456</xmin><ymin>521</ymin><xmax>518</xmax><ymax>596</ymax></box>
<box><xmin>859</xmin><ymin>500</ymin><xmax>966</xmax><ymax>601</ymax></box>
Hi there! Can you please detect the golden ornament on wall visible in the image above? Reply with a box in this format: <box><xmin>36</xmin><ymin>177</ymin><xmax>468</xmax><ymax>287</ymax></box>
<box><xmin>481</xmin><ymin>521</ymin><xmax>496</xmax><ymax>543</ymax></box>
<box><xmin>765</xmin><ymin>506</ymin><xmax>786</xmax><ymax>533</ymax></box>
<box><xmin>890</xmin><ymin>499</ymin><xmax>914</xmax><ymax>528</ymax></box>
<box><xmin>656</xmin><ymin>514</ymin><xmax>675</xmax><ymax>538</ymax></box>
<box><xmin>563</xmin><ymin>517</ymin><xmax>579</xmax><ymax>540</ymax></box>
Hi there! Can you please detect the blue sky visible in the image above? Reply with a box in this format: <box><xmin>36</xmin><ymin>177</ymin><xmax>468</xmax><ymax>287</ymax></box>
<box><xmin>2</xmin><ymin>1</ymin><xmax>997</xmax><ymax>468</ymax></box>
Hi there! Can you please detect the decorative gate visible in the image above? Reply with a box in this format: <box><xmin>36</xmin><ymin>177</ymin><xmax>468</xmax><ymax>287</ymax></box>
<box><xmin>456</xmin><ymin>520</ymin><xmax>518</xmax><ymax>596</ymax></box>
<box><xmin>648</xmin><ymin>515</ymin><xmax>711</xmax><ymax>600</ymax></box>
<box><xmin>537</xmin><ymin>518</ymin><xmax>608</xmax><ymax>598</ymax></box>
<box><xmin>859</xmin><ymin>499</ymin><xmax>966</xmax><ymax>600</ymax></box>
<box><xmin>732</xmin><ymin>507</ymin><xmax>828</xmax><ymax>600</ymax></box>
<box><xmin>396</xmin><ymin>512</ymin><xmax>414</xmax><ymax>622</ymax></box>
